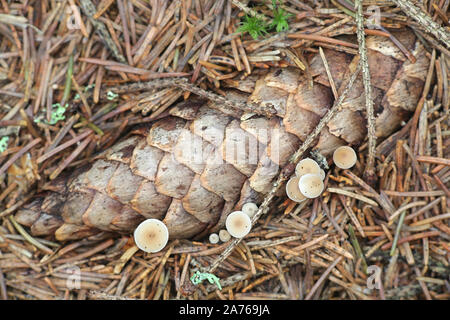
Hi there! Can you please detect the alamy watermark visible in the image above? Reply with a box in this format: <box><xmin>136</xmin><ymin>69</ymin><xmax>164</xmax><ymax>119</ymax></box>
<box><xmin>172</xmin><ymin>126</ymin><xmax>282</xmax><ymax>167</ymax></box>
<box><xmin>366</xmin><ymin>265</ymin><xmax>382</xmax><ymax>290</ymax></box>
<box><xmin>366</xmin><ymin>5</ymin><xmax>381</xmax><ymax>29</ymax></box>
<box><xmin>64</xmin><ymin>265</ymin><xmax>81</xmax><ymax>290</ymax></box>
<box><xmin>55</xmin><ymin>0</ymin><xmax>81</xmax><ymax>30</ymax></box>
<box><xmin>66</xmin><ymin>5</ymin><xmax>81</xmax><ymax>30</ymax></box>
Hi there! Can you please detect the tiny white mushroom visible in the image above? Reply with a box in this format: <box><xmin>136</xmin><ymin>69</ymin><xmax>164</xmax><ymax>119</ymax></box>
<box><xmin>295</xmin><ymin>158</ymin><xmax>321</xmax><ymax>177</ymax></box>
<box><xmin>286</xmin><ymin>176</ymin><xmax>307</xmax><ymax>203</ymax></box>
<box><xmin>209</xmin><ymin>233</ymin><xmax>219</xmax><ymax>244</ymax></box>
<box><xmin>319</xmin><ymin>169</ymin><xmax>326</xmax><ymax>180</ymax></box>
<box><xmin>219</xmin><ymin>229</ymin><xmax>231</xmax><ymax>242</ymax></box>
<box><xmin>134</xmin><ymin>219</ymin><xmax>169</xmax><ymax>253</ymax></box>
<box><xmin>242</xmin><ymin>202</ymin><xmax>258</xmax><ymax>218</ymax></box>
<box><xmin>333</xmin><ymin>146</ymin><xmax>357</xmax><ymax>169</ymax></box>
<box><xmin>226</xmin><ymin>211</ymin><xmax>252</xmax><ymax>238</ymax></box>
<box><xmin>298</xmin><ymin>173</ymin><xmax>324</xmax><ymax>198</ymax></box>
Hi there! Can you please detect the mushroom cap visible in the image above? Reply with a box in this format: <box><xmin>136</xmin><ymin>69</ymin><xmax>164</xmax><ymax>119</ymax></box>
<box><xmin>219</xmin><ymin>229</ymin><xmax>231</xmax><ymax>242</ymax></box>
<box><xmin>134</xmin><ymin>219</ymin><xmax>169</xmax><ymax>253</ymax></box>
<box><xmin>333</xmin><ymin>146</ymin><xmax>357</xmax><ymax>169</ymax></box>
<box><xmin>295</xmin><ymin>158</ymin><xmax>321</xmax><ymax>177</ymax></box>
<box><xmin>242</xmin><ymin>202</ymin><xmax>258</xmax><ymax>218</ymax></box>
<box><xmin>225</xmin><ymin>211</ymin><xmax>252</xmax><ymax>238</ymax></box>
<box><xmin>286</xmin><ymin>176</ymin><xmax>307</xmax><ymax>203</ymax></box>
<box><xmin>209</xmin><ymin>233</ymin><xmax>219</xmax><ymax>244</ymax></box>
<box><xmin>319</xmin><ymin>169</ymin><xmax>326</xmax><ymax>180</ymax></box>
<box><xmin>298</xmin><ymin>173</ymin><xmax>324</xmax><ymax>198</ymax></box>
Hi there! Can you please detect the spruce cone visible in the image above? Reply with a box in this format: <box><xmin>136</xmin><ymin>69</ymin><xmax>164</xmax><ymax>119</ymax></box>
<box><xmin>16</xmin><ymin>31</ymin><xmax>429</xmax><ymax>241</ymax></box>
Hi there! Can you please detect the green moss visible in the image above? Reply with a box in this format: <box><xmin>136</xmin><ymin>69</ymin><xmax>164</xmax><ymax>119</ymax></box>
<box><xmin>237</xmin><ymin>1</ymin><xmax>293</xmax><ymax>40</ymax></box>
<box><xmin>269</xmin><ymin>0</ymin><xmax>293</xmax><ymax>32</ymax></box>
<box><xmin>237</xmin><ymin>15</ymin><xmax>268</xmax><ymax>40</ymax></box>
<box><xmin>0</xmin><ymin>136</ymin><xmax>9</xmax><ymax>153</ymax></box>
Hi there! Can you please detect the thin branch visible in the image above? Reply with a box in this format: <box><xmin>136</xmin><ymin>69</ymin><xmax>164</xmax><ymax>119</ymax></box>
<box><xmin>391</xmin><ymin>0</ymin><xmax>450</xmax><ymax>49</ymax></box>
<box><xmin>354</xmin><ymin>0</ymin><xmax>377</xmax><ymax>185</ymax></box>
<box><xmin>102</xmin><ymin>78</ymin><xmax>278</xmax><ymax>117</ymax></box>
<box><xmin>318</xmin><ymin>47</ymin><xmax>338</xmax><ymax>99</ymax></box>
<box><xmin>87</xmin><ymin>290</ymin><xmax>137</xmax><ymax>300</ymax></box>
<box><xmin>414</xmin><ymin>27</ymin><xmax>450</xmax><ymax>57</ymax></box>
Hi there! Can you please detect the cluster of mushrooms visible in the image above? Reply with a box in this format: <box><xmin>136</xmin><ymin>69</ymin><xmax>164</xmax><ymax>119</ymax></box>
<box><xmin>133</xmin><ymin>202</ymin><xmax>259</xmax><ymax>253</ymax></box>
<box><xmin>286</xmin><ymin>146</ymin><xmax>357</xmax><ymax>203</ymax></box>
<box><xmin>133</xmin><ymin>146</ymin><xmax>356</xmax><ymax>253</ymax></box>
<box><xmin>211</xmin><ymin>202</ymin><xmax>259</xmax><ymax>243</ymax></box>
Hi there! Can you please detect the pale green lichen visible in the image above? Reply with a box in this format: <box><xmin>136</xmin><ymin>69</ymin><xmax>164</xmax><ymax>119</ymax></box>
<box><xmin>34</xmin><ymin>103</ymin><xmax>68</xmax><ymax>125</ymax></box>
<box><xmin>190</xmin><ymin>271</ymin><xmax>222</xmax><ymax>290</ymax></box>
<box><xmin>0</xmin><ymin>136</ymin><xmax>9</xmax><ymax>153</ymax></box>
<box><xmin>106</xmin><ymin>91</ymin><xmax>119</xmax><ymax>100</ymax></box>
<box><xmin>74</xmin><ymin>84</ymin><xmax>95</xmax><ymax>100</ymax></box>
<box><xmin>237</xmin><ymin>0</ymin><xmax>292</xmax><ymax>40</ymax></box>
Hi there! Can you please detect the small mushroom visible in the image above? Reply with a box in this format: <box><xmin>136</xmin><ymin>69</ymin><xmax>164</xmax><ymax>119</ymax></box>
<box><xmin>319</xmin><ymin>169</ymin><xmax>326</xmax><ymax>180</ymax></box>
<box><xmin>242</xmin><ymin>202</ymin><xmax>258</xmax><ymax>218</ymax></box>
<box><xmin>225</xmin><ymin>211</ymin><xmax>252</xmax><ymax>238</ymax></box>
<box><xmin>219</xmin><ymin>229</ymin><xmax>231</xmax><ymax>242</ymax></box>
<box><xmin>286</xmin><ymin>176</ymin><xmax>307</xmax><ymax>203</ymax></box>
<box><xmin>295</xmin><ymin>158</ymin><xmax>321</xmax><ymax>177</ymax></box>
<box><xmin>209</xmin><ymin>233</ymin><xmax>219</xmax><ymax>244</ymax></box>
<box><xmin>333</xmin><ymin>146</ymin><xmax>357</xmax><ymax>169</ymax></box>
<box><xmin>134</xmin><ymin>219</ymin><xmax>169</xmax><ymax>253</ymax></box>
<box><xmin>298</xmin><ymin>173</ymin><xmax>324</xmax><ymax>198</ymax></box>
